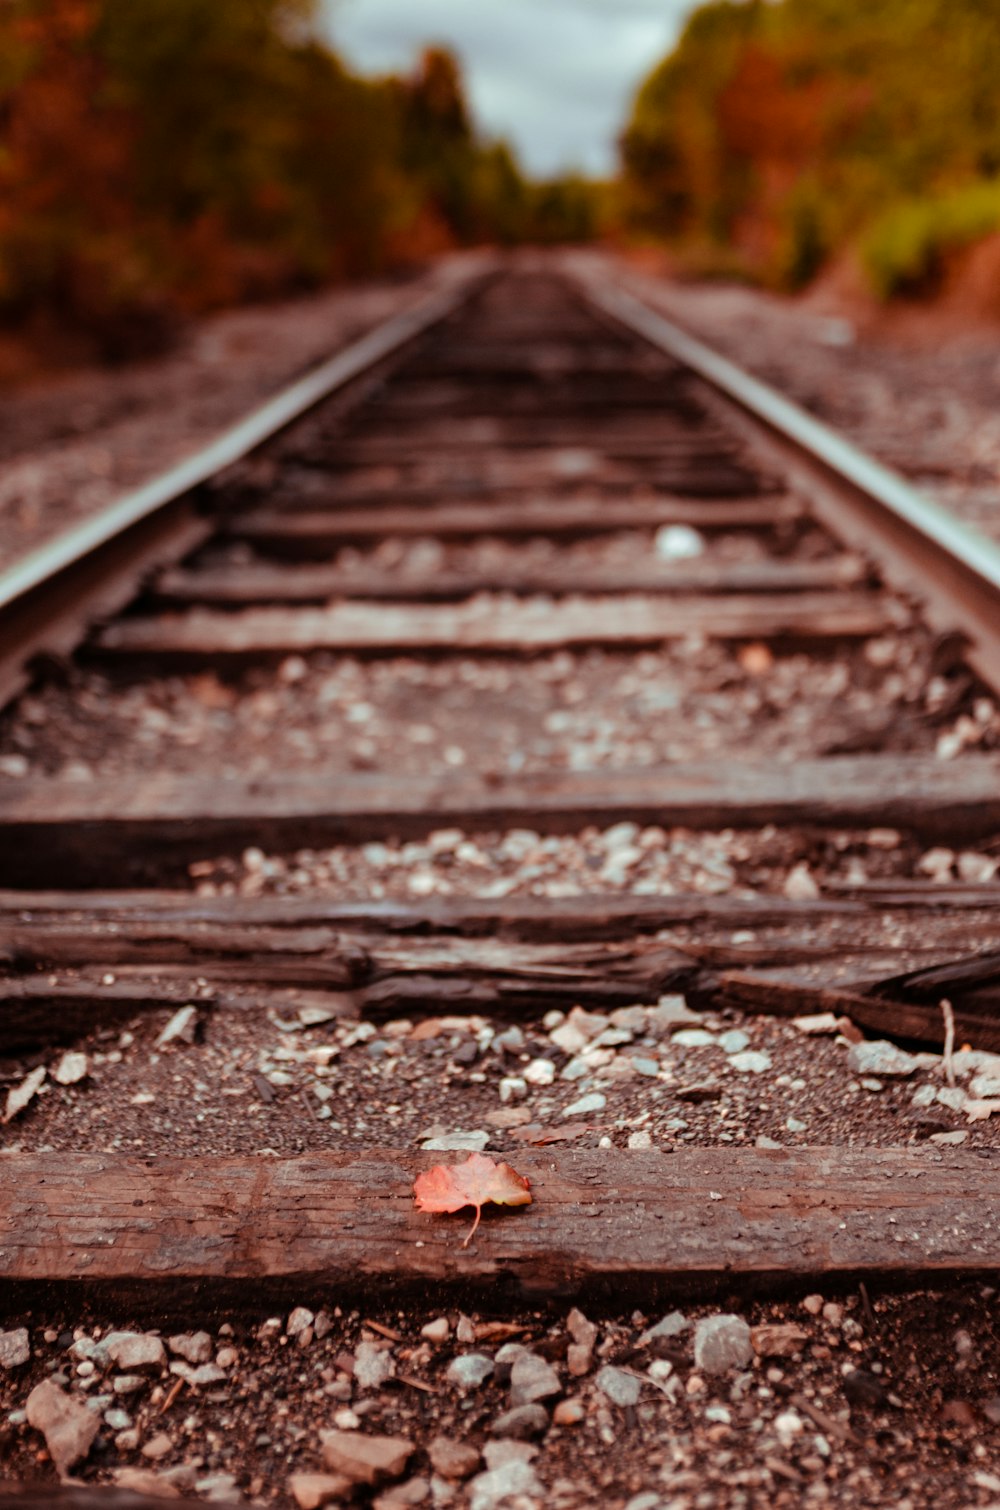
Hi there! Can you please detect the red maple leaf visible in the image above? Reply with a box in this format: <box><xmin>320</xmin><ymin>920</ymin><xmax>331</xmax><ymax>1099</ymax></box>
<box><xmin>413</xmin><ymin>1152</ymin><xmax>532</xmax><ymax>1247</ymax></box>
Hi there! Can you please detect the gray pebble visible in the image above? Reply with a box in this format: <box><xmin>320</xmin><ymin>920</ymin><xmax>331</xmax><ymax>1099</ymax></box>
<box><xmin>562</xmin><ymin>1092</ymin><xmax>606</xmax><ymax>1118</ymax></box>
<box><xmin>595</xmin><ymin>1365</ymin><xmax>641</xmax><ymax>1407</ymax></box>
<box><xmin>847</xmin><ymin>1040</ymin><xmax>918</xmax><ymax>1078</ymax></box>
<box><xmin>353</xmin><ymin>1341</ymin><xmax>396</xmax><ymax>1391</ymax></box>
<box><xmin>640</xmin><ymin>1311</ymin><xmax>688</xmax><ymax>1346</ymax></box>
<box><xmin>105</xmin><ymin>1332</ymin><xmax>167</xmax><ymax>1373</ymax></box>
<box><xmin>167</xmin><ymin>1331</ymin><xmax>214</xmax><ymax>1364</ymax></box>
<box><xmin>0</xmin><ymin>1328</ymin><xmax>30</xmax><ymax>1370</ymax></box>
<box><xmin>671</xmin><ymin>1029</ymin><xmax>716</xmax><ymax>1048</ymax></box>
<box><xmin>446</xmin><ymin>1353</ymin><xmax>495</xmax><ymax>1391</ymax></box>
<box><xmin>693</xmin><ymin>1314</ymin><xmax>752</xmax><ymax>1374</ymax></box>
<box><xmin>489</xmin><ymin>1404</ymin><xmax>550</xmax><ymax>1439</ymax></box>
<box><xmin>468</xmin><ymin>1458</ymin><xmax>541</xmax><ymax>1510</ymax></box>
<box><xmin>509</xmin><ymin>1351</ymin><xmax>561</xmax><ymax>1406</ymax></box>
<box><xmin>729</xmin><ymin>1050</ymin><xmax>772</xmax><ymax>1074</ymax></box>
<box><xmin>421</xmin><ymin>1130</ymin><xmax>490</xmax><ymax>1152</ymax></box>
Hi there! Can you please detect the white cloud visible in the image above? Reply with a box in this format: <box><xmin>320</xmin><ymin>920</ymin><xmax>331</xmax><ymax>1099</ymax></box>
<box><xmin>320</xmin><ymin>0</ymin><xmax>696</xmax><ymax>176</ymax></box>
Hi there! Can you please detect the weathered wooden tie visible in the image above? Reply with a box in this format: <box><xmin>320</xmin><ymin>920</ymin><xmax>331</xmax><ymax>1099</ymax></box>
<box><xmin>232</xmin><ymin>494</ymin><xmax>800</xmax><ymax>547</ymax></box>
<box><xmin>1</xmin><ymin>757</ymin><xmax>997</xmax><ymax>885</ymax></box>
<box><xmin>151</xmin><ymin>556</ymin><xmax>864</xmax><ymax>607</ymax></box>
<box><xmin>3</xmin><ymin>890</ymin><xmax>998</xmax><ymax>1050</ymax></box>
<box><xmin>94</xmin><ymin>592</ymin><xmax>895</xmax><ymax>660</ymax></box>
<box><xmin>2</xmin><ymin>1148</ymin><xmax>999</xmax><ymax>1312</ymax></box>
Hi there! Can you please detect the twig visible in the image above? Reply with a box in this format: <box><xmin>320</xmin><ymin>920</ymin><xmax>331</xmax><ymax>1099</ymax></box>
<box><xmin>159</xmin><ymin>1377</ymin><xmax>185</xmax><ymax>1414</ymax></box>
<box><xmin>363</xmin><ymin>1319</ymin><xmax>404</xmax><ymax>1342</ymax></box>
<box><xmin>790</xmin><ymin>1392</ymin><xmax>857</xmax><ymax>1444</ymax></box>
<box><xmin>942</xmin><ymin>998</ymin><xmax>956</xmax><ymax>1087</ymax></box>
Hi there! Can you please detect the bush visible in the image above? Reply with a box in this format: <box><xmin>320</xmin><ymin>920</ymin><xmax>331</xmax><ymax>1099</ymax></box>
<box><xmin>861</xmin><ymin>180</ymin><xmax>1000</xmax><ymax>300</ymax></box>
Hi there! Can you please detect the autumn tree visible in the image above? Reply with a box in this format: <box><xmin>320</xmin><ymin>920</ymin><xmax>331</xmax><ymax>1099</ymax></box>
<box><xmin>621</xmin><ymin>0</ymin><xmax>1000</xmax><ymax>292</ymax></box>
<box><xmin>0</xmin><ymin>4</ymin><xmax>600</xmax><ymax>362</ymax></box>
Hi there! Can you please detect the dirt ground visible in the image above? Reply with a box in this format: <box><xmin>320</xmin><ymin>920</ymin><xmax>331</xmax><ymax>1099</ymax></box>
<box><xmin>0</xmin><ymin>257</ymin><xmax>478</xmax><ymax>577</ymax></box>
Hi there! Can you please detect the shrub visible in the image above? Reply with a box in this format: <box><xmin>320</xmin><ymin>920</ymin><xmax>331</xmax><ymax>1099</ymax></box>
<box><xmin>861</xmin><ymin>179</ymin><xmax>1000</xmax><ymax>300</ymax></box>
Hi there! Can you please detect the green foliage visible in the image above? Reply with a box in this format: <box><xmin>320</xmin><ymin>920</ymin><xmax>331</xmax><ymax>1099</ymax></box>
<box><xmin>862</xmin><ymin>180</ymin><xmax>1000</xmax><ymax>299</ymax></box>
<box><xmin>621</xmin><ymin>0</ymin><xmax>1000</xmax><ymax>295</ymax></box>
<box><xmin>621</xmin><ymin>1</ymin><xmax>762</xmax><ymax>239</ymax></box>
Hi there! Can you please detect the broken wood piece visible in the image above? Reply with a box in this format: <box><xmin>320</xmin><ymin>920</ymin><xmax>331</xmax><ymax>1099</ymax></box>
<box><xmin>0</xmin><ymin>1489</ymin><xmax>238</xmax><ymax>1510</ymax></box>
<box><xmin>712</xmin><ymin>969</ymin><xmax>1000</xmax><ymax>1052</ymax></box>
<box><xmin>0</xmin><ymin>936</ymin><xmax>687</xmax><ymax>1051</ymax></box>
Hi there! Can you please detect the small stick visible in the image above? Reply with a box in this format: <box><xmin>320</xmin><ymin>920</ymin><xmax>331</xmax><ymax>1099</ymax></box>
<box><xmin>159</xmin><ymin>1377</ymin><xmax>185</xmax><ymax>1414</ymax></box>
<box><xmin>364</xmin><ymin>1319</ymin><xmax>404</xmax><ymax>1342</ymax></box>
<box><xmin>942</xmin><ymin>999</ymin><xmax>956</xmax><ymax>1087</ymax></box>
<box><xmin>791</xmin><ymin>1392</ymin><xmax>857</xmax><ymax>1443</ymax></box>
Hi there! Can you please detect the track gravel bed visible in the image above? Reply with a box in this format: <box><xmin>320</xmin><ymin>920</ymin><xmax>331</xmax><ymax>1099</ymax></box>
<box><xmin>4</xmin><ymin>990</ymin><xmax>1000</xmax><ymax>1159</ymax></box>
<box><xmin>0</xmin><ymin>263</ymin><xmax>468</xmax><ymax>575</ymax></box>
<box><xmin>4</xmin><ymin>630</ymin><xmax>995</xmax><ymax>782</ymax></box>
<box><xmin>1</xmin><ymin>1289</ymin><xmax>998</xmax><ymax>1510</ymax></box>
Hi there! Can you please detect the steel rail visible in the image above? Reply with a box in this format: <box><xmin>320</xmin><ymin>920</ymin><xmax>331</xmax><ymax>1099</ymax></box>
<box><xmin>579</xmin><ymin>270</ymin><xmax>1000</xmax><ymax>696</ymax></box>
<box><xmin>0</xmin><ymin>261</ymin><xmax>490</xmax><ymax>710</ymax></box>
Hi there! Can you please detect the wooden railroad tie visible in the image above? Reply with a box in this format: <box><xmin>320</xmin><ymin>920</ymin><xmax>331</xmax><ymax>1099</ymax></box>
<box><xmin>0</xmin><ymin>757</ymin><xmax>997</xmax><ymax>887</ymax></box>
<box><xmin>229</xmin><ymin>493</ymin><xmax>800</xmax><ymax>546</ymax></box>
<box><xmin>2</xmin><ymin>1147</ymin><xmax>999</xmax><ymax>1314</ymax></box>
<box><xmin>150</xmin><ymin>556</ymin><xmax>866</xmax><ymax>608</ymax></box>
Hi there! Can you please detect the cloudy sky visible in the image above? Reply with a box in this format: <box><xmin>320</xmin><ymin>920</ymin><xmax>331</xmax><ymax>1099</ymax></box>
<box><xmin>321</xmin><ymin>0</ymin><xmax>698</xmax><ymax>178</ymax></box>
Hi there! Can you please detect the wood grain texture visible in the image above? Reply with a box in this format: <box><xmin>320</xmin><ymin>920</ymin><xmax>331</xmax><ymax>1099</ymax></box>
<box><xmin>3</xmin><ymin>886</ymin><xmax>992</xmax><ymax>933</ymax></box>
<box><xmin>0</xmin><ymin>1489</ymin><xmax>237</xmax><ymax>1510</ymax></box>
<box><xmin>2</xmin><ymin>1147</ymin><xmax>999</xmax><ymax>1311</ymax></box>
<box><xmin>94</xmin><ymin>592</ymin><xmax>895</xmax><ymax>659</ymax></box>
<box><xmin>0</xmin><ymin>934</ymin><xmax>688</xmax><ymax>1052</ymax></box>
<box><xmin>1</xmin><ymin>757</ymin><xmax>997</xmax><ymax>885</ymax></box>
<box><xmin>152</xmin><ymin>556</ymin><xmax>865</xmax><ymax>607</ymax></box>
<box><xmin>233</xmin><ymin>494</ymin><xmax>799</xmax><ymax>546</ymax></box>
<box><xmin>331</xmin><ymin>428</ymin><xmax>744</xmax><ymax>458</ymax></box>
<box><xmin>710</xmin><ymin>969</ymin><xmax>1000</xmax><ymax>1052</ymax></box>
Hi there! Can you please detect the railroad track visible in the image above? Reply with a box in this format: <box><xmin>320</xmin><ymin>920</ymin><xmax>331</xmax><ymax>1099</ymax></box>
<box><xmin>2</xmin><ymin>256</ymin><xmax>1000</xmax><ymax>1504</ymax></box>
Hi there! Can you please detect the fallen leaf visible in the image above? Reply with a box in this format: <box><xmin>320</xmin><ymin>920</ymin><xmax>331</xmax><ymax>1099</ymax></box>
<box><xmin>413</xmin><ymin>1152</ymin><xmax>532</xmax><ymax>1247</ymax></box>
